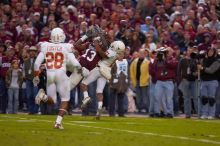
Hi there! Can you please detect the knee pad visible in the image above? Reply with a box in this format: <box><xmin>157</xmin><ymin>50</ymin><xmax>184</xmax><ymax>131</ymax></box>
<box><xmin>208</xmin><ymin>98</ymin><xmax>216</xmax><ymax>107</ymax></box>
<box><xmin>201</xmin><ymin>96</ymin><xmax>208</xmax><ymax>105</ymax></box>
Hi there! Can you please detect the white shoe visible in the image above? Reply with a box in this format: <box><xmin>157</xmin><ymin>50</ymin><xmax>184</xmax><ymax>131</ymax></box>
<box><xmin>207</xmin><ymin>116</ymin><xmax>214</xmax><ymax>120</ymax></box>
<box><xmin>95</xmin><ymin>108</ymin><xmax>102</xmax><ymax>120</ymax></box>
<box><xmin>54</xmin><ymin>122</ymin><xmax>64</xmax><ymax>129</ymax></box>
<box><xmin>140</xmin><ymin>109</ymin><xmax>146</xmax><ymax>113</ymax></box>
<box><xmin>81</xmin><ymin>97</ymin><xmax>91</xmax><ymax>109</ymax></box>
<box><xmin>200</xmin><ymin>115</ymin><xmax>207</xmax><ymax>119</ymax></box>
<box><xmin>35</xmin><ymin>89</ymin><xmax>47</xmax><ymax>104</ymax></box>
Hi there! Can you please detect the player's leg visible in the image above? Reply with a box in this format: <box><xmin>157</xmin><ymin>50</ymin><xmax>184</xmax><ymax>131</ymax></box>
<box><xmin>80</xmin><ymin>67</ymin><xmax>100</xmax><ymax>108</ymax></box>
<box><xmin>95</xmin><ymin>77</ymin><xmax>107</xmax><ymax>120</ymax></box>
<box><xmin>55</xmin><ymin>72</ymin><xmax>71</xmax><ymax>129</ymax></box>
<box><xmin>69</xmin><ymin>70</ymin><xmax>83</xmax><ymax>90</ymax></box>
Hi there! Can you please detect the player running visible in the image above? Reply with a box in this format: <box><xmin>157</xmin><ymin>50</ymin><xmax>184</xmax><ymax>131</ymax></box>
<box><xmin>34</xmin><ymin>27</ymin><xmax>81</xmax><ymax>129</ymax></box>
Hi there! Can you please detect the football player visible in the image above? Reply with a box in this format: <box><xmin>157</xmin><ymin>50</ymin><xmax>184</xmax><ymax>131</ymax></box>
<box><xmin>34</xmin><ymin>27</ymin><xmax>81</xmax><ymax>129</ymax></box>
<box><xmin>69</xmin><ymin>26</ymin><xmax>111</xmax><ymax>104</ymax></box>
<box><xmin>80</xmin><ymin>40</ymin><xmax>126</xmax><ymax>119</ymax></box>
<box><xmin>69</xmin><ymin>25</ymin><xmax>110</xmax><ymax>90</ymax></box>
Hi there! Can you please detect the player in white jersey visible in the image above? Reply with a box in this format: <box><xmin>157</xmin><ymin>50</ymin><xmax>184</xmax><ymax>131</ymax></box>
<box><xmin>34</xmin><ymin>27</ymin><xmax>81</xmax><ymax>129</ymax></box>
<box><xmin>80</xmin><ymin>40</ymin><xmax>125</xmax><ymax>119</ymax></box>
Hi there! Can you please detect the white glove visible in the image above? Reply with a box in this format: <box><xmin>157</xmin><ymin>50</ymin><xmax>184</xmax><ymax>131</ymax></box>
<box><xmin>33</xmin><ymin>76</ymin><xmax>40</xmax><ymax>86</ymax></box>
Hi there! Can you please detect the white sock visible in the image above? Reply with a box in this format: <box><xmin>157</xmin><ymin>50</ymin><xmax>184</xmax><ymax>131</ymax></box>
<box><xmin>98</xmin><ymin>101</ymin><xmax>103</xmax><ymax>109</ymax></box>
<box><xmin>56</xmin><ymin>115</ymin><xmax>63</xmax><ymax>124</ymax></box>
<box><xmin>83</xmin><ymin>91</ymin><xmax>89</xmax><ymax>98</ymax></box>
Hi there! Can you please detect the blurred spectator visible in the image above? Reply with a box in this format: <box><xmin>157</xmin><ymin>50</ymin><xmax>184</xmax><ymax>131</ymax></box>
<box><xmin>215</xmin><ymin>49</ymin><xmax>220</xmax><ymax>118</ymax></box>
<box><xmin>5</xmin><ymin>59</ymin><xmax>23</xmax><ymax>114</ymax></box>
<box><xmin>160</xmin><ymin>31</ymin><xmax>175</xmax><ymax>48</ymax></box>
<box><xmin>207</xmin><ymin>12</ymin><xmax>220</xmax><ymax>32</ymax></box>
<box><xmin>150</xmin><ymin>47</ymin><xmax>178</xmax><ymax>117</ymax></box>
<box><xmin>142</xmin><ymin>33</ymin><xmax>157</xmax><ymax>52</ymax></box>
<box><xmin>171</xmin><ymin>22</ymin><xmax>185</xmax><ymax>52</ymax></box>
<box><xmin>178</xmin><ymin>48</ymin><xmax>198</xmax><ymax>118</ymax></box>
<box><xmin>109</xmin><ymin>52</ymin><xmax>129</xmax><ymax>117</ymax></box>
<box><xmin>130</xmin><ymin>49</ymin><xmax>150</xmax><ymax>113</ymax></box>
<box><xmin>129</xmin><ymin>31</ymin><xmax>142</xmax><ymax>54</ymax></box>
<box><xmin>197</xmin><ymin>33</ymin><xmax>212</xmax><ymax>52</ymax></box>
<box><xmin>23</xmin><ymin>46</ymin><xmax>38</xmax><ymax>114</ymax></box>
<box><xmin>33</xmin><ymin>12</ymin><xmax>44</xmax><ymax>35</ymax></box>
<box><xmin>137</xmin><ymin>0</ymin><xmax>157</xmax><ymax>19</ymax></box>
<box><xmin>140</xmin><ymin>16</ymin><xmax>158</xmax><ymax>39</ymax></box>
<box><xmin>198</xmin><ymin>48</ymin><xmax>219</xmax><ymax>119</ymax></box>
<box><xmin>0</xmin><ymin>48</ymin><xmax>15</xmax><ymax>113</ymax></box>
<box><xmin>39</xmin><ymin>26</ymin><xmax>50</xmax><ymax>42</ymax></box>
<box><xmin>149</xmin><ymin>50</ymin><xmax>157</xmax><ymax>117</ymax></box>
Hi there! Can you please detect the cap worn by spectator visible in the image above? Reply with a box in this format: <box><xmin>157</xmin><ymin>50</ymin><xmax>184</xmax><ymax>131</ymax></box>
<box><xmin>198</xmin><ymin>0</ymin><xmax>206</xmax><ymax>5</ymax></box>
<box><xmin>29</xmin><ymin>46</ymin><xmax>37</xmax><ymax>51</ymax></box>
<box><xmin>145</xmin><ymin>16</ymin><xmax>152</xmax><ymax>20</ymax></box>
<box><xmin>174</xmin><ymin>11</ymin><xmax>182</xmax><ymax>16</ymax></box>
<box><xmin>203</xmin><ymin>32</ymin><xmax>211</xmax><ymax>38</ymax></box>
<box><xmin>5</xmin><ymin>39</ymin><xmax>13</xmax><ymax>44</ymax></box>
<box><xmin>67</xmin><ymin>5</ymin><xmax>77</xmax><ymax>13</ymax></box>
<box><xmin>34</xmin><ymin>12</ymin><xmax>40</xmax><ymax>17</ymax></box>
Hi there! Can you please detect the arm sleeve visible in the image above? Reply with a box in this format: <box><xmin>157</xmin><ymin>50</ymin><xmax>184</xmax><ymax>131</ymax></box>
<box><xmin>204</xmin><ymin>61</ymin><xmax>220</xmax><ymax>74</ymax></box>
<box><xmin>34</xmin><ymin>52</ymin><xmax>44</xmax><ymax>71</ymax></box>
<box><xmin>67</xmin><ymin>53</ymin><xmax>81</xmax><ymax>68</ymax></box>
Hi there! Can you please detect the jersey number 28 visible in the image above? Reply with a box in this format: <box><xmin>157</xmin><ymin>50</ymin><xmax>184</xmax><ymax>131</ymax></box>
<box><xmin>46</xmin><ymin>52</ymin><xmax>64</xmax><ymax>69</ymax></box>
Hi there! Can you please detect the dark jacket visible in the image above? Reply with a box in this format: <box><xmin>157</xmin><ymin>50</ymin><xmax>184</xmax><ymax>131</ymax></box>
<box><xmin>23</xmin><ymin>57</ymin><xmax>36</xmax><ymax>81</ymax></box>
<box><xmin>178</xmin><ymin>57</ymin><xmax>198</xmax><ymax>81</ymax></box>
<box><xmin>201</xmin><ymin>57</ymin><xmax>220</xmax><ymax>81</ymax></box>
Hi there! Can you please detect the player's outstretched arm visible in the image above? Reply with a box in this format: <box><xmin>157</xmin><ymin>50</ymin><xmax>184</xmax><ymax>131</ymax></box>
<box><xmin>67</xmin><ymin>53</ymin><xmax>81</xmax><ymax>68</ymax></box>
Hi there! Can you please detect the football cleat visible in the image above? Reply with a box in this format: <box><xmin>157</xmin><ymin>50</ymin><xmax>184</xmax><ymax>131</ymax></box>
<box><xmin>95</xmin><ymin>108</ymin><xmax>102</xmax><ymax>120</ymax></box>
<box><xmin>54</xmin><ymin>122</ymin><xmax>64</xmax><ymax>129</ymax></box>
<box><xmin>81</xmin><ymin>97</ymin><xmax>91</xmax><ymax>109</ymax></box>
<box><xmin>35</xmin><ymin>89</ymin><xmax>47</xmax><ymax>104</ymax></box>
<box><xmin>207</xmin><ymin>116</ymin><xmax>214</xmax><ymax>120</ymax></box>
<box><xmin>200</xmin><ymin>115</ymin><xmax>207</xmax><ymax>119</ymax></box>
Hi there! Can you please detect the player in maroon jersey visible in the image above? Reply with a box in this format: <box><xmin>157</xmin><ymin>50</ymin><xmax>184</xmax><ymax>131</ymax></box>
<box><xmin>69</xmin><ymin>26</ymin><xmax>110</xmax><ymax>90</ymax></box>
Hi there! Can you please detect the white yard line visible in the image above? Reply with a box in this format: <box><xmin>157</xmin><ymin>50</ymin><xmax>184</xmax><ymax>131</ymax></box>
<box><xmin>1</xmin><ymin>115</ymin><xmax>220</xmax><ymax>145</ymax></box>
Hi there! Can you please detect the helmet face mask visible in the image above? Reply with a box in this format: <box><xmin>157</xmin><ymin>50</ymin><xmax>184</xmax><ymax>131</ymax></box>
<box><xmin>50</xmin><ymin>27</ymin><xmax>66</xmax><ymax>43</ymax></box>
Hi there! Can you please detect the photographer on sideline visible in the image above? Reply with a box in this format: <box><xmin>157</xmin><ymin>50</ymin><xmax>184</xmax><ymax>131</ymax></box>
<box><xmin>197</xmin><ymin>48</ymin><xmax>219</xmax><ymax>119</ymax></box>
<box><xmin>178</xmin><ymin>48</ymin><xmax>198</xmax><ymax>118</ymax></box>
<box><xmin>150</xmin><ymin>47</ymin><xmax>178</xmax><ymax>118</ymax></box>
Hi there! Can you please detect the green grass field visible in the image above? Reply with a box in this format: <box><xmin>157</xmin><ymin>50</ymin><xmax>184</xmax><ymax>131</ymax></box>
<box><xmin>0</xmin><ymin>114</ymin><xmax>220</xmax><ymax>146</ymax></box>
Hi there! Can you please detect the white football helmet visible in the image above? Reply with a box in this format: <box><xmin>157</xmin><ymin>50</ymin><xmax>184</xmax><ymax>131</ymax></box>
<box><xmin>50</xmin><ymin>27</ymin><xmax>66</xmax><ymax>43</ymax></box>
<box><xmin>109</xmin><ymin>41</ymin><xmax>125</xmax><ymax>53</ymax></box>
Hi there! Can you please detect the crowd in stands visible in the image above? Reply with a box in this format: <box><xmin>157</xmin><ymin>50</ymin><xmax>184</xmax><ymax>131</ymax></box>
<box><xmin>0</xmin><ymin>0</ymin><xmax>220</xmax><ymax>119</ymax></box>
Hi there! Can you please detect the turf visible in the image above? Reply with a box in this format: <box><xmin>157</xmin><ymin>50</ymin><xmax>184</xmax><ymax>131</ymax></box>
<box><xmin>0</xmin><ymin>114</ymin><xmax>220</xmax><ymax>146</ymax></box>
